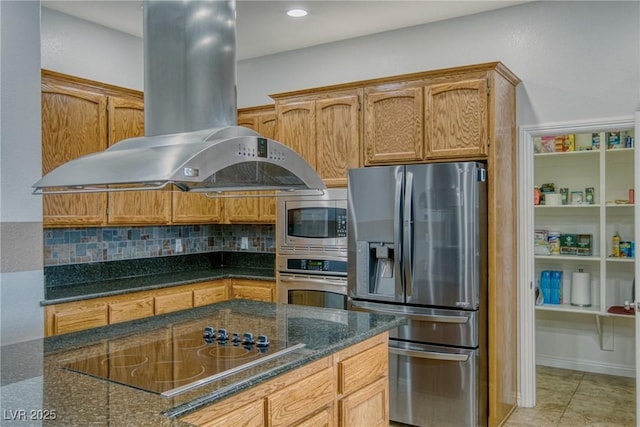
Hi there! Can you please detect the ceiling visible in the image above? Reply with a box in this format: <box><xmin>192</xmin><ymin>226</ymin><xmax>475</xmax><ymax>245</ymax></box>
<box><xmin>41</xmin><ymin>0</ymin><xmax>532</xmax><ymax>60</ymax></box>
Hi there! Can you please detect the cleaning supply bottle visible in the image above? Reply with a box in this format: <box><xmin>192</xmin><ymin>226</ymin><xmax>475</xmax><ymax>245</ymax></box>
<box><xmin>612</xmin><ymin>232</ymin><xmax>621</xmax><ymax>257</ymax></box>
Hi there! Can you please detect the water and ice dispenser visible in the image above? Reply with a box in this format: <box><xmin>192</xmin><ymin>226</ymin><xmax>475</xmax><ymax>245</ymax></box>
<box><xmin>356</xmin><ymin>241</ymin><xmax>396</xmax><ymax>297</ymax></box>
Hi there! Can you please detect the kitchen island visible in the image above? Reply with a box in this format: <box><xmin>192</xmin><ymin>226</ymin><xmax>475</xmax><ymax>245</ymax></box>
<box><xmin>1</xmin><ymin>300</ymin><xmax>403</xmax><ymax>426</ymax></box>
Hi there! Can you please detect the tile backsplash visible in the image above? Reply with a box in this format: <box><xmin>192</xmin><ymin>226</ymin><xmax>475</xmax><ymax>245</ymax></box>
<box><xmin>44</xmin><ymin>224</ymin><xmax>275</xmax><ymax>266</ymax></box>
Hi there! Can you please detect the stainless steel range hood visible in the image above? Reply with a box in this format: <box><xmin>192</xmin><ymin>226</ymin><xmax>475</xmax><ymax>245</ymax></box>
<box><xmin>33</xmin><ymin>0</ymin><xmax>326</xmax><ymax>195</ymax></box>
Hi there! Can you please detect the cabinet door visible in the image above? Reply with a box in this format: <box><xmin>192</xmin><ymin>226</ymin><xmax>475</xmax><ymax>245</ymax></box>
<box><xmin>49</xmin><ymin>301</ymin><xmax>109</xmax><ymax>336</ymax></box>
<box><xmin>257</xmin><ymin>111</ymin><xmax>277</xmax><ymax>139</ymax></box>
<box><xmin>172</xmin><ymin>192</ymin><xmax>223</xmax><ymax>224</ymax></box>
<box><xmin>224</xmin><ymin>192</ymin><xmax>261</xmax><ymax>223</ymax></box>
<box><xmin>193</xmin><ymin>281</ymin><xmax>229</xmax><ymax>307</ymax></box>
<box><xmin>108</xmin><ymin>295</ymin><xmax>154</xmax><ymax>324</ymax></box>
<box><xmin>155</xmin><ymin>289</ymin><xmax>193</xmax><ymax>315</ymax></box>
<box><xmin>41</xmin><ymin>83</ymin><xmax>108</xmax><ymax>226</ymax></box>
<box><xmin>338</xmin><ymin>377</ymin><xmax>388</xmax><ymax>427</ymax></box>
<box><xmin>363</xmin><ymin>85</ymin><xmax>423</xmax><ymax>164</ymax></box>
<box><xmin>230</xmin><ymin>279</ymin><xmax>275</xmax><ymax>302</ymax></box>
<box><xmin>316</xmin><ymin>93</ymin><xmax>361</xmax><ymax>187</ymax></box>
<box><xmin>106</xmin><ymin>96</ymin><xmax>172</xmax><ymax>225</ymax></box>
<box><xmin>425</xmin><ymin>78</ymin><xmax>488</xmax><ymax>159</ymax></box>
<box><xmin>276</xmin><ymin>100</ymin><xmax>316</xmax><ymax>168</ymax></box>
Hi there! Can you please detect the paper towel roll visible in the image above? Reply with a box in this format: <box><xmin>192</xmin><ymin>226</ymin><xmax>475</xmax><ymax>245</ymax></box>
<box><xmin>570</xmin><ymin>271</ymin><xmax>591</xmax><ymax>307</ymax></box>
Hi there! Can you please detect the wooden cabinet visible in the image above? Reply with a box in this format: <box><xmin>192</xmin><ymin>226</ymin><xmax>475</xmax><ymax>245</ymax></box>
<box><xmin>41</xmin><ymin>70</ymin><xmax>175</xmax><ymax>227</ymax></box>
<box><xmin>182</xmin><ymin>333</ymin><xmax>388</xmax><ymax>427</ymax></box>
<box><xmin>238</xmin><ymin>104</ymin><xmax>277</xmax><ymax>139</ymax></box>
<box><xmin>193</xmin><ymin>280</ymin><xmax>229</xmax><ymax>307</ymax></box>
<box><xmin>41</xmin><ymin>81</ymin><xmax>108</xmax><ymax>227</ymax></box>
<box><xmin>363</xmin><ymin>84</ymin><xmax>424</xmax><ymax>164</ymax></box>
<box><xmin>425</xmin><ymin>76</ymin><xmax>488</xmax><ymax>159</ymax></box>
<box><xmin>45</xmin><ymin>300</ymin><xmax>109</xmax><ymax>336</ymax></box>
<box><xmin>273</xmin><ymin>90</ymin><xmax>362</xmax><ymax>187</ymax></box>
<box><xmin>230</xmin><ymin>278</ymin><xmax>276</xmax><ymax>302</ymax></box>
<box><xmin>363</xmin><ymin>73</ymin><xmax>490</xmax><ymax>165</ymax></box>
<box><xmin>172</xmin><ymin>192</ymin><xmax>223</xmax><ymax>224</ymax></box>
<box><xmin>44</xmin><ymin>278</ymin><xmax>276</xmax><ymax>336</ymax></box>
<box><xmin>108</xmin><ymin>295</ymin><xmax>154</xmax><ymax>324</ymax></box>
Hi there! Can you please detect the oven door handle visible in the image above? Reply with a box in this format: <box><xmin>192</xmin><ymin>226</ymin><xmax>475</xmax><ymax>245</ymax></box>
<box><xmin>349</xmin><ymin>301</ymin><xmax>468</xmax><ymax>324</ymax></box>
<box><xmin>389</xmin><ymin>347</ymin><xmax>469</xmax><ymax>362</ymax></box>
<box><xmin>279</xmin><ymin>276</ymin><xmax>346</xmax><ymax>285</ymax></box>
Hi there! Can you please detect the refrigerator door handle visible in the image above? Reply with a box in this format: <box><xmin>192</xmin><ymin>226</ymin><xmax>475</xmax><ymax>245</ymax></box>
<box><xmin>349</xmin><ymin>300</ymin><xmax>469</xmax><ymax>323</ymax></box>
<box><xmin>403</xmin><ymin>170</ymin><xmax>414</xmax><ymax>297</ymax></box>
<box><xmin>394</xmin><ymin>168</ymin><xmax>404</xmax><ymax>297</ymax></box>
<box><xmin>389</xmin><ymin>347</ymin><xmax>470</xmax><ymax>362</ymax></box>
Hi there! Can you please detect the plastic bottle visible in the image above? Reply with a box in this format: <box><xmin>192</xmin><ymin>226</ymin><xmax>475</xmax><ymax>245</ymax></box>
<box><xmin>612</xmin><ymin>232</ymin><xmax>621</xmax><ymax>257</ymax></box>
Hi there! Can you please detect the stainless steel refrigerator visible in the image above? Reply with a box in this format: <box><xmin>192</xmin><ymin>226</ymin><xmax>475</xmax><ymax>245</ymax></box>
<box><xmin>347</xmin><ymin>162</ymin><xmax>488</xmax><ymax>427</ymax></box>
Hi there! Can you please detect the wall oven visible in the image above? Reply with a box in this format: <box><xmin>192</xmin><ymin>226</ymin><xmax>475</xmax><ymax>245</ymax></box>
<box><xmin>277</xmin><ymin>255</ymin><xmax>348</xmax><ymax>310</ymax></box>
<box><xmin>277</xmin><ymin>188</ymin><xmax>347</xmax><ymax>256</ymax></box>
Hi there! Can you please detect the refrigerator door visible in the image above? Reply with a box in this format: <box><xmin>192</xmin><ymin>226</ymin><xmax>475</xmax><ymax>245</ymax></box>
<box><xmin>348</xmin><ymin>166</ymin><xmax>404</xmax><ymax>303</ymax></box>
<box><xmin>405</xmin><ymin>162</ymin><xmax>487</xmax><ymax>308</ymax></box>
<box><xmin>389</xmin><ymin>340</ymin><xmax>486</xmax><ymax>427</ymax></box>
<box><xmin>349</xmin><ymin>299</ymin><xmax>479</xmax><ymax>348</ymax></box>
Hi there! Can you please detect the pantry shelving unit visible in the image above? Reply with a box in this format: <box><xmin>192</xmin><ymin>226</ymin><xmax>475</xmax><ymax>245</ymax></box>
<box><xmin>533</xmin><ymin>131</ymin><xmax>636</xmax><ymax>319</ymax></box>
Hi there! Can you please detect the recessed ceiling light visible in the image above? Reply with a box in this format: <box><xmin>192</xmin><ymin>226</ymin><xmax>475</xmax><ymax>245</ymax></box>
<box><xmin>286</xmin><ymin>8</ymin><xmax>308</xmax><ymax>18</ymax></box>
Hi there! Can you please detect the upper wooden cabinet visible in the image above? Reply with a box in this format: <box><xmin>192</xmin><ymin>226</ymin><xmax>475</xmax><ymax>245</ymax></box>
<box><xmin>41</xmin><ymin>82</ymin><xmax>108</xmax><ymax>227</ymax></box>
<box><xmin>364</xmin><ymin>84</ymin><xmax>424</xmax><ymax>164</ymax></box>
<box><xmin>237</xmin><ymin>104</ymin><xmax>277</xmax><ymax>139</ymax></box>
<box><xmin>363</xmin><ymin>72</ymin><xmax>491</xmax><ymax>165</ymax></box>
<box><xmin>41</xmin><ymin>71</ymin><xmax>173</xmax><ymax>227</ymax></box>
<box><xmin>425</xmin><ymin>77</ymin><xmax>488</xmax><ymax>159</ymax></box>
<box><xmin>272</xmin><ymin>90</ymin><xmax>362</xmax><ymax>187</ymax></box>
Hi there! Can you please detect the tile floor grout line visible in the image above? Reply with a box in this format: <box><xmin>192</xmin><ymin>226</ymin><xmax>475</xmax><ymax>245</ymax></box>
<box><xmin>556</xmin><ymin>370</ymin><xmax>585</xmax><ymax>426</ymax></box>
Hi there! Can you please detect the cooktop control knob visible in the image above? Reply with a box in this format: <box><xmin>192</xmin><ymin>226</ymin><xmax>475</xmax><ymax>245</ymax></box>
<box><xmin>231</xmin><ymin>332</ymin><xmax>241</xmax><ymax>345</ymax></box>
<box><xmin>203</xmin><ymin>326</ymin><xmax>215</xmax><ymax>339</ymax></box>
<box><xmin>256</xmin><ymin>335</ymin><xmax>270</xmax><ymax>347</ymax></box>
<box><xmin>242</xmin><ymin>332</ymin><xmax>254</xmax><ymax>345</ymax></box>
<box><xmin>217</xmin><ymin>328</ymin><xmax>228</xmax><ymax>341</ymax></box>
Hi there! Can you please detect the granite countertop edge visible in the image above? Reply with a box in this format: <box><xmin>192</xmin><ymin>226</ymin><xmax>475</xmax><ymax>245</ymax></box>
<box><xmin>41</xmin><ymin>268</ymin><xmax>275</xmax><ymax>306</ymax></box>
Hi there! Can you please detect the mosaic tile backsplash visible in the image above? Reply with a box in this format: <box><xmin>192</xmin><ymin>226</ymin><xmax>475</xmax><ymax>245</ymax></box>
<box><xmin>44</xmin><ymin>224</ymin><xmax>275</xmax><ymax>267</ymax></box>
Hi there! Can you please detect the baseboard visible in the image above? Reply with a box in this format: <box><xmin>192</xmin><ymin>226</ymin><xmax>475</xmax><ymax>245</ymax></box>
<box><xmin>536</xmin><ymin>354</ymin><xmax>635</xmax><ymax>378</ymax></box>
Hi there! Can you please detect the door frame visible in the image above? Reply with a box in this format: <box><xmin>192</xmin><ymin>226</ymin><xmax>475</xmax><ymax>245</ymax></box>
<box><xmin>517</xmin><ymin>116</ymin><xmax>637</xmax><ymax>409</ymax></box>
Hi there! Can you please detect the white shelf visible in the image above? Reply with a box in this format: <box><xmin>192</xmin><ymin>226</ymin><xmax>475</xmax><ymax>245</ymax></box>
<box><xmin>535</xmin><ymin>255</ymin><xmax>600</xmax><ymax>262</ymax></box>
<box><xmin>533</xmin><ymin>128</ymin><xmax>635</xmax><ymax>314</ymax></box>
<box><xmin>535</xmin><ymin>303</ymin><xmax>601</xmax><ymax>314</ymax></box>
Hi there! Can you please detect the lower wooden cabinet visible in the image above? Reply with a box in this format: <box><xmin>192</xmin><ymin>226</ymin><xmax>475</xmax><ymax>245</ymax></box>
<box><xmin>230</xmin><ymin>278</ymin><xmax>276</xmax><ymax>302</ymax></box>
<box><xmin>181</xmin><ymin>333</ymin><xmax>389</xmax><ymax>427</ymax></box>
<box><xmin>44</xmin><ymin>278</ymin><xmax>275</xmax><ymax>336</ymax></box>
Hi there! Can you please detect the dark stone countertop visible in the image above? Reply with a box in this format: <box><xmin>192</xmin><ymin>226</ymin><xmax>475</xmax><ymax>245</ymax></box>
<box><xmin>0</xmin><ymin>300</ymin><xmax>404</xmax><ymax>426</ymax></box>
<box><xmin>42</xmin><ymin>253</ymin><xmax>275</xmax><ymax>305</ymax></box>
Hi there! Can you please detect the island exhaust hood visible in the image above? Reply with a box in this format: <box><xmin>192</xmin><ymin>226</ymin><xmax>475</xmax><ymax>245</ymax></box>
<box><xmin>33</xmin><ymin>0</ymin><xmax>326</xmax><ymax>195</ymax></box>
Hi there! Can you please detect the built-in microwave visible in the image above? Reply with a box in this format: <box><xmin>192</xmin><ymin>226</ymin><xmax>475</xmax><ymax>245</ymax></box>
<box><xmin>276</xmin><ymin>188</ymin><xmax>347</xmax><ymax>255</ymax></box>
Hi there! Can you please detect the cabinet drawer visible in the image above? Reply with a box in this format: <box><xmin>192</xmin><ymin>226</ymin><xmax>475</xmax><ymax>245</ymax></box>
<box><xmin>338</xmin><ymin>343</ymin><xmax>388</xmax><ymax>395</ymax></box>
<box><xmin>230</xmin><ymin>281</ymin><xmax>274</xmax><ymax>302</ymax></box>
<box><xmin>193</xmin><ymin>282</ymin><xmax>228</xmax><ymax>307</ymax></box>
<box><xmin>267</xmin><ymin>367</ymin><xmax>334</xmax><ymax>427</ymax></box>
<box><xmin>154</xmin><ymin>290</ymin><xmax>193</xmax><ymax>315</ymax></box>
<box><xmin>53</xmin><ymin>304</ymin><xmax>108</xmax><ymax>335</ymax></box>
<box><xmin>339</xmin><ymin>377</ymin><xmax>388</xmax><ymax>427</ymax></box>
<box><xmin>109</xmin><ymin>296</ymin><xmax>154</xmax><ymax>324</ymax></box>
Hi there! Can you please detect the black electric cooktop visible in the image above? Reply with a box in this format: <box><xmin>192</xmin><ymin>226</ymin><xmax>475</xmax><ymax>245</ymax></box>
<box><xmin>63</xmin><ymin>320</ymin><xmax>304</xmax><ymax>397</ymax></box>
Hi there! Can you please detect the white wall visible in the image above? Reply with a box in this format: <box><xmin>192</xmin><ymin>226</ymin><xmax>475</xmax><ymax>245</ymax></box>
<box><xmin>1</xmin><ymin>0</ymin><xmax>44</xmax><ymax>345</ymax></box>
<box><xmin>36</xmin><ymin>0</ymin><xmax>640</xmax><ymax>374</ymax></box>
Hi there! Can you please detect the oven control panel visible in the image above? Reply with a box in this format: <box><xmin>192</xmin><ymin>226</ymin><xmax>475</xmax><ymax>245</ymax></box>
<box><xmin>286</xmin><ymin>258</ymin><xmax>347</xmax><ymax>273</ymax></box>
<box><xmin>336</xmin><ymin>213</ymin><xmax>347</xmax><ymax>237</ymax></box>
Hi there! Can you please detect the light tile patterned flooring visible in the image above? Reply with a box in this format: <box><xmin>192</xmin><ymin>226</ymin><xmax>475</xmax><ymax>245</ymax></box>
<box><xmin>504</xmin><ymin>366</ymin><xmax>636</xmax><ymax>427</ymax></box>
<box><xmin>390</xmin><ymin>366</ymin><xmax>636</xmax><ymax>427</ymax></box>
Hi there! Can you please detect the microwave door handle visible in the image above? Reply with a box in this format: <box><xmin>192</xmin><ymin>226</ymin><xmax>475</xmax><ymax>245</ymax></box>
<box><xmin>389</xmin><ymin>347</ymin><xmax>469</xmax><ymax>362</ymax></box>
<box><xmin>403</xmin><ymin>170</ymin><xmax>413</xmax><ymax>297</ymax></box>
<box><xmin>394</xmin><ymin>167</ymin><xmax>404</xmax><ymax>298</ymax></box>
